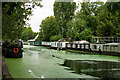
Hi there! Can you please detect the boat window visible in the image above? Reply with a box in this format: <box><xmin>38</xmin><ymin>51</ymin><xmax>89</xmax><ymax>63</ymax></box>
<box><xmin>92</xmin><ymin>45</ymin><xmax>97</xmax><ymax>49</ymax></box>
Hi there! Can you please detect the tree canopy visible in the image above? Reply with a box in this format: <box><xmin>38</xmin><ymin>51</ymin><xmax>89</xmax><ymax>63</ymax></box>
<box><xmin>37</xmin><ymin>1</ymin><xmax>120</xmax><ymax>42</ymax></box>
<box><xmin>37</xmin><ymin>16</ymin><xmax>59</xmax><ymax>41</ymax></box>
<box><xmin>96</xmin><ymin>2</ymin><xmax>120</xmax><ymax>37</ymax></box>
<box><xmin>54</xmin><ymin>1</ymin><xmax>76</xmax><ymax>37</ymax></box>
<box><xmin>2</xmin><ymin>2</ymin><xmax>42</xmax><ymax>40</ymax></box>
<box><xmin>21</xmin><ymin>27</ymin><xmax>37</xmax><ymax>41</ymax></box>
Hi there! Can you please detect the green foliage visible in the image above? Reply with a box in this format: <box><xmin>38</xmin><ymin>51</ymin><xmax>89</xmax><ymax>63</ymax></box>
<box><xmin>38</xmin><ymin>16</ymin><xmax>59</xmax><ymax>41</ymax></box>
<box><xmin>66</xmin><ymin>18</ymin><xmax>86</xmax><ymax>41</ymax></box>
<box><xmin>76</xmin><ymin>2</ymin><xmax>104</xmax><ymax>36</ymax></box>
<box><xmin>66</xmin><ymin>2</ymin><xmax>103</xmax><ymax>41</ymax></box>
<box><xmin>37</xmin><ymin>1</ymin><xmax>120</xmax><ymax>42</ymax></box>
<box><xmin>80</xmin><ymin>29</ymin><xmax>93</xmax><ymax>42</ymax></box>
<box><xmin>54</xmin><ymin>2</ymin><xmax>76</xmax><ymax>37</ymax></box>
<box><xmin>36</xmin><ymin>32</ymin><xmax>43</xmax><ymax>41</ymax></box>
<box><xmin>50</xmin><ymin>35</ymin><xmax>62</xmax><ymax>41</ymax></box>
<box><xmin>21</xmin><ymin>27</ymin><xmax>36</xmax><ymax>41</ymax></box>
<box><xmin>2</xmin><ymin>2</ymin><xmax>42</xmax><ymax>40</ymax></box>
<box><xmin>66</xmin><ymin>1</ymin><xmax>120</xmax><ymax>41</ymax></box>
<box><xmin>96</xmin><ymin>18</ymin><xmax>115</xmax><ymax>36</ymax></box>
<box><xmin>96</xmin><ymin>2</ymin><xmax>120</xmax><ymax>37</ymax></box>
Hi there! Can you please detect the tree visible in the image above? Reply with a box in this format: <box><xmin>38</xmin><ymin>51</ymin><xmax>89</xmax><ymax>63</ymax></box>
<box><xmin>54</xmin><ymin>1</ymin><xmax>76</xmax><ymax>37</ymax></box>
<box><xmin>76</xmin><ymin>2</ymin><xmax>104</xmax><ymax>36</ymax></box>
<box><xmin>66</xmin><ymin>2</ymin><xmax>103</xmax><ymax>41</ymax></box>
<box><xmin>96</xmin><ymin>2</ymin><xmax>120</xmax><ymax>37</ymax></box>
<box><xmin>36</xmin><ymin>32</ymin><xmax>43</xmax><ymax>41</ymax></box>
<box><xmin>105</xmin><ymin>2</ymin><xmax>120</xmax><ymax>37</ymax></box>
<box><xmin>66</xmin><ymin>18</ymin><xmax>86</xmax><ymax>41</ymax></box>
<box><xmin>80</xmin><ymin>28</ymin><xmax>93</xmax><ymax>42</ymax></box>
<box><xmin>38</xmin><ymin>16</ymin><xmax>59</xmax><ymax>41</ymax></box>
<box><xmin>21</xmin><ymin>27</ymin><xmax>36</xmax><ymax>41</ymax></box>
<box><xmin>50</xmin><ymin>35</ymin><xmax>62</xmax><ymax>41</ymax></box>
<box><xmin>2</xmin><ymin>2</ymin><xmax>42</xmax><ymax>40</ymax></box>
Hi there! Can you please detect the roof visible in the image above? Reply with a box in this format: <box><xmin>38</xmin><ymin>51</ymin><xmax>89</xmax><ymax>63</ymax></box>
<box><xmin>107</xmin><ymin>43</ymin><xmax>120</xmax><ymax>45</ymax></box>
<box><xmin>73</xmin><ymin>40</ymin><xmax>89</xmax><ymax>43</ymax></box>
<box><xmin>28</xmin><ymin>39</ymin><xmax>35</xmax><ymax>42</ymax></box>
<box><xmin>28</xmin><ymin>34</ymin><xmax>39</xmax><ymax>42</ymax></box>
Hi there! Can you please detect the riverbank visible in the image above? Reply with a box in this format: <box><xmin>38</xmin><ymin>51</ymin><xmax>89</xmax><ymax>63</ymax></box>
<box><xmin>65</xmin><ymin>49</ymin><xmax>120</xmax><ymax>57</ymax></box>
<box><xmin>2</xmin><ymin>56</ymin><xmax>13</xmax><ymax>80</ymax></box>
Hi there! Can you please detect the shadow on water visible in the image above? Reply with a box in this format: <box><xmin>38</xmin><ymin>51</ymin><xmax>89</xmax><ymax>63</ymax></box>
<box><xmin>61</xmin><ymin>59</ymin><xmax>120</xmax><ymax>79</ymax></box>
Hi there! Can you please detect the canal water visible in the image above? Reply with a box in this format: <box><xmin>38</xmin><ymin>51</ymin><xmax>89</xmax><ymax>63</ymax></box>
<box><xmin>5</xmin><ymin>45</ymin><xmax>120</xmax><ymax>79</ymax></box>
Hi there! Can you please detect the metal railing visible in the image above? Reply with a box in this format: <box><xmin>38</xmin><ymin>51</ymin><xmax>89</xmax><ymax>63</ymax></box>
<box><xmin>92</xmin><ymin>37</ymin><xmax>120</xmax><ymax>43</ymax></box>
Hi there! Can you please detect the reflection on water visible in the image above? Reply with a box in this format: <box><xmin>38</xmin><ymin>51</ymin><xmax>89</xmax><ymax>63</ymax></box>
<box><xmin>62</xmin><ymin>59</ymin><xmax>120</xmax><ymax>79</ymax></box>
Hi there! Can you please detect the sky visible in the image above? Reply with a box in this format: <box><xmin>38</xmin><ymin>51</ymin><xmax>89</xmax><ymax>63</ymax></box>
<box><xmin>26</xmin><ymin>0</ymin><xmax>55</xmax><ymax>32</ymax></box>
<box><xmin>26</xmin><ymin>0</ymin><xmax>107</xmax><ymax>32</ymax></box>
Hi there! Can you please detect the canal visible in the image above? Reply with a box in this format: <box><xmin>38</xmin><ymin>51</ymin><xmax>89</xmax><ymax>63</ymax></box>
<box><xmin>5</xmin><ymin>45</ymin><xmax>120</xmax><ymax>79</ymax></box>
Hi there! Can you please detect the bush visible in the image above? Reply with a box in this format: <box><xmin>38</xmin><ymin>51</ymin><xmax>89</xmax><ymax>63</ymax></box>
<box><xmin>50</xmin><ymin>35</ymin><xmax>62</xmax><ymax>41</ymax></box>
<box><xmin>80</xmin><ymin>29</ymin><xmax>93</xmax><ymax>42</ymax></box>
